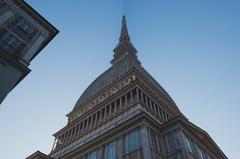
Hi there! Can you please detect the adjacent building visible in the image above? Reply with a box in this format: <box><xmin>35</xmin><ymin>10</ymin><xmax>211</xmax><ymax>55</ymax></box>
<box><xmin>27</xmin><ymin>16</ymin><xmax>227</xmax><ymax>159</ymax></box>
<box><xmin>0</xmin><ymin>0</ymin><xmax>58</xmax><ymax>104</ymax></box>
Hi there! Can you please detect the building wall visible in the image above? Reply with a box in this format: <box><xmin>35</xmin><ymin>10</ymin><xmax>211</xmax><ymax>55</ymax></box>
<box><xmin>72</xmin><ymin>127</ymin><xmax>144</xmax><ymax>159</ymax></box>
<box><xmin>0</xmin><ymin>0</ymin><xmax>53</xmax><ymax>104</ymax></box>
<box><xmin>0</xmin><ymin>59</ymin><xmax>23</xmax><ymax>103</ymax></box>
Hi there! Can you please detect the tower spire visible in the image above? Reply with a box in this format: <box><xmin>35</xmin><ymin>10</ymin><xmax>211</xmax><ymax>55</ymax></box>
<box><xmin>119</xmin><ymin>15</ymin><xmax>130</xmax><ymax>42</ymax></box>
<box><xmin>112</xmin><ymin>16</ymin><xmax>138</xmax><ymax>65</ymax></box>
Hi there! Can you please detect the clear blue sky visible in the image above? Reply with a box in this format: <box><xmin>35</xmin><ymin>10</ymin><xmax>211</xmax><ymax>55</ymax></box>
<box><xmin>0</xmin><ymin>0</ymin><xmax>239</xmax><ymax>159</ymax></box>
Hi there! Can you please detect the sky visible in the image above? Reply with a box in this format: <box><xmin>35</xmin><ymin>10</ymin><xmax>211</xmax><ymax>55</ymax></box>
<box><xmin>0</xmin><ymin>0</ymin><xmax>240</xmax><ymax>159</ymax></box>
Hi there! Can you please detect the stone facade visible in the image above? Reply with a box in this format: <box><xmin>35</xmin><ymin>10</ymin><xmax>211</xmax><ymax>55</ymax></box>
<box><xmin>27</xmin><ymin>16</ymin><xmax>227</xmax><ymax>159</ymax></box>
<box><xmin>0</xmin><ymin>0</ymin><xmax>58</xmax><ymax>104</ymax></box>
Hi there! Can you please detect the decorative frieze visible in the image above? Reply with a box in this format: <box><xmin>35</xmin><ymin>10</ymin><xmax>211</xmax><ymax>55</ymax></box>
<box><xmin>69</xmin><ymin>75</ymin><xmax>137</xmax><ymax>123</ymax></box>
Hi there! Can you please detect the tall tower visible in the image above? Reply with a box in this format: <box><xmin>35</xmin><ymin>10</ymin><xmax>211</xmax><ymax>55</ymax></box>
<box><xmin>27</xmin><ymin>16</ymin><xmax>227</xmax><ymax>159</ymax></box>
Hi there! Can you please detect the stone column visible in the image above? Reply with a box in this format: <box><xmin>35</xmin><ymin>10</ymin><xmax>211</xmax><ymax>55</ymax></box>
<box><xmin>136</xmin><ymin>88</ymin><xmax>140</xmax><ymax>102</ymax></box>
<box><xmin>120</xmin><ymin>97</ymin><xmax>123</xmax><ymax>111</ymax></box>
<box><xmin>79</xmin><ymin>122</ymin><xmax>84</xmax><ymax>135</ymax></box>
<box><xmin>110</xmin><ymin>104</ymin><xmax>112</xmax><ymax>116</ymax></box>
<box><xmin>130</xmin><ymin>90</ymin><xmax>133</xmax><ymax>105</ymax></box>
<box><xmin>90</xmin><ymin>115</ymin><xmax>93</xmax><ymax>129</ymax></box>
<box><xmin>125</xmin><ymin>94</ymin><xmax>128</xmax><ymax>108</ymax></box>
<box><xmin>149</xmin><ymin>99</ymin><xmax>154</xmax><ymax>113</ymax></box>
<box><xmin>157</xmin><ymin>106</ymin><xmax>161</xmax><ymax>119</ymax></box>
<box><xmin>86</xmin><ymin>118</ymin><xmax>90</xmax><ymax>131</ymax></box>
<box><xmin>141</xmin><ymin>91</ymin><xmax>144</xmax><ymax>105</ymax></box>
<box><xmin>82</xmin><ymin>154</ymin><xmax>87</xmax><ymax>159</ymax></box>
<box><xmin>145</xmin><ymin>95</ymin><xmax>150</xmax><ymax>111</ymax></box>
<box><xmin>98</xmin><ymin>111</ymin><xmax>101</xmax><ymax>126</ymax></box>
<box><xmin>124</xmin><ymin>94</ymin><xmax>128</xmax><ymax>110</ymax></box>
<box><xmin>51</xmin><ymin>138</ymin><xmax>57</xmax><ymax>152</ymax></box>
<box><xmin>114</xmin><ymin>101</ymin><xmax>117</xmax><ymax>114</ymax></box>
<box><xmin>98</xmin><ymin>146</ymin><xmax>104</xmax><ymax>159</ymax></box>
<box><xmin>141</xmin><ymin>126</ymin><xmax>152</xmax><ymax>159</ymax></box>
<box><xmin>117</xmin><ymin>136</ymin><xmax>124</xmax><ymax>159</ymax></box>
<box><xmin>104</xmin><ymin>106</ymin><xmax>107</xmax><ymax>119</ymax></box>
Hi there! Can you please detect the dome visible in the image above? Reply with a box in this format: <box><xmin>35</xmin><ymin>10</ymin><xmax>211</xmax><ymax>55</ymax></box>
<box><xmin>73</xmin><ymin>56</ymin><xmax>176</xmax><ymax>110</ymax></box>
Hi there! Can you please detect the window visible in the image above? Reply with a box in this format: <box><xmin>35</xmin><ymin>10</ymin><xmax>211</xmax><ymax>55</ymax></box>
<box><xmin>88</xmin><ymin>150</ymin><xmax>98</xmax><ymax>159</ymax></box>
<box><xmin>150</xmin><ymin>131</ymin><xmax>158</xmax><ymax>152</ymax></box>
<box><xmin>105</xmin><ymin>140</ymin><xmax>117</xmax><ymax>159</ymax></box>
<box><xmin>125</xmin><ymin>129</ymin><xmax>141</xmax><ymax>153</ymax></box>
<box><xmin>197</xmin><ymin>146</ymin><xmax>204</xmax><ymax>159</ymax></box>
<box><xmin>0</xmin><ymin>29</ymin><xmax>25</xmax><ymax>54</ymax></box>
<box><xmin>10</xmin><ymin>16</ymin><xmax>37</xmax><ymax>41</ymax></box>
<box><xmin>167</xmin><ymin>132</ymin><xmax>177</xmax><ymax>152</ymax></box>
<box><xmin>185</xmin><ymin>136</ymin><xmax>193</xmax><ymax>154</ymax></box>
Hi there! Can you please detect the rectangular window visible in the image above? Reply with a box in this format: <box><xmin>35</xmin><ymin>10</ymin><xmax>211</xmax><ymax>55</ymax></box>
<box><xmin>185</xmin><ymin>136</ymin><xmax>193</xmax><ymax>154</ymax></box>
<box><xmin>9</xmin><ymin>16</ymin><xmax>37</xmax><ymax>41</ymax></box>
<box><xmin>197</xmin><ymin>145</ymin><xmax>204</xmax><ymax>159</ymax></box>
<box><xmin>105</xmin><ymin>140</ymin><xmax>117</xmax><ymax>159</ymax></box>
<box><xmin>167</xmin><ymin>132</ymin><xmax>177</xmax><ymax>152</ymax></box>
<box><xmin>88</xmin><ymin>150</ymin><xmax>98</xmax><ymax>159</ymax></box>
<box><xmin>125</xmin><ymin>129</ymin><xmax>142</xmax><ymax>153</ymax></box>
<box><xmin>0</xmin><ymin>29</ymin><xmax>25</xmax><ymax>54</ymax></box>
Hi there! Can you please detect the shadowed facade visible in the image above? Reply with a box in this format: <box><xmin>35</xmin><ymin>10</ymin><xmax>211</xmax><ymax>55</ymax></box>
<box><xmin>0</xmin><ymin>0</ymin><xmax>58</xmax><ymax>104</ymax></box>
